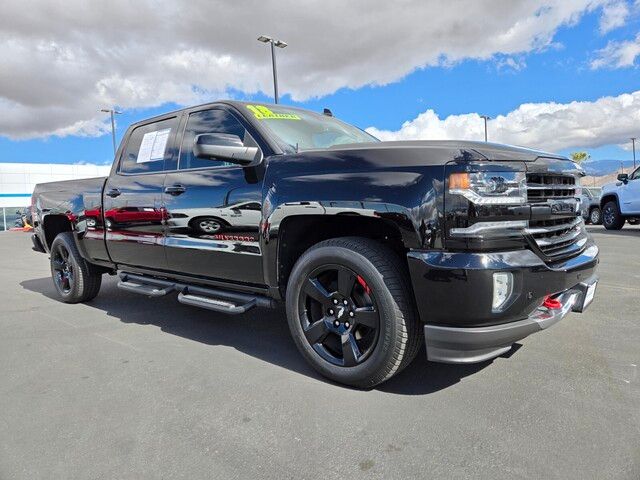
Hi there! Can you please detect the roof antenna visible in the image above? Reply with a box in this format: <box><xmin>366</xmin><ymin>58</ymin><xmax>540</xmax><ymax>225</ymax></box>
<box><xmin>323</xmin><ymin>108</ymin><xmax>333</xmax><ymax>117</ymax></box>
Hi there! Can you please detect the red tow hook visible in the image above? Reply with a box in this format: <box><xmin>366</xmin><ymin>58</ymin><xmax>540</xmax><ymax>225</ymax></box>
<box><xmin>542</xmin><ymin>295</ymin><xmax>562</xmax><ymax>310</ymax></box>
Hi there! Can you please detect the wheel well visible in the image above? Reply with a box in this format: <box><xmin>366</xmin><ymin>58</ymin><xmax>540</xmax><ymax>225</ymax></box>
<box><xmin>42</xmin><ymin>215</ymin><xmax>72</xmax><ymax>249</ymax></box>
<box><xmin>600</xmin><ymin>194</ymin><xmax>618</xmax><ymax>209</ymax></box>
<box><xmin>277</xmin><ymin>215</ymin><xmax>407</xmax><ymax>292</ymax></box>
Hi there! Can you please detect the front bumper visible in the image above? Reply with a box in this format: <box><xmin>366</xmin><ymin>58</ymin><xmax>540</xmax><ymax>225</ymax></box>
<box><xmin>423</xmin><ymin>279</ymin><xmax>596</xmax><ymax>363</ymax></box>
<box><xmin>407</xmin><ymin>239</ymin><xmax>599</xmax><ymax>364</ymax></box>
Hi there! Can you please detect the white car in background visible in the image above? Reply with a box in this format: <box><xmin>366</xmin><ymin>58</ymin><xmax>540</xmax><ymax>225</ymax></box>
<box><xmin>579</xmin><ymin>187</ymin><xmax>602</xmax><ymax>225</ymax></box>
<box><xmin>166</xmin><ymin>201</ymin><xmax>262</xmax><ymax>234</ymax></box>
<box><xmin>600</xmin><ymin>166</ymin><xmax>640</xmax><ymax>230</ymax></box>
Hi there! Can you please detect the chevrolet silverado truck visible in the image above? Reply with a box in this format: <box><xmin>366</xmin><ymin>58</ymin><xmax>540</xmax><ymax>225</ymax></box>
<box><xmin>31</xmin><ymin>101</ymin><xmax>599</xmax><ymax>387</ymax></box>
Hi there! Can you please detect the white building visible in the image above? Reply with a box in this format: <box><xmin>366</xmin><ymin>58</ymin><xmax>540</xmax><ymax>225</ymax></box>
<box><xmin>0</xmin><ymin>162</ymin><xmax>111</xmax><ymax>230</ymax></box>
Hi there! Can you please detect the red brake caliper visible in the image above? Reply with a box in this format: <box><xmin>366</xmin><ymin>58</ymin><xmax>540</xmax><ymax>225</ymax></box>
<box><xmin>357</xmin><ymin>275</ymin><xmax>371</xmax><ymax>295</ymax></box>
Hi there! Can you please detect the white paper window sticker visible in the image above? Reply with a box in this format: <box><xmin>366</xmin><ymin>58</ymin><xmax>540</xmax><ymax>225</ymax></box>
<box><xmin>137</xmin><ymin>128</ymin><xmax>171</xmax><ymax>164</ymax></box>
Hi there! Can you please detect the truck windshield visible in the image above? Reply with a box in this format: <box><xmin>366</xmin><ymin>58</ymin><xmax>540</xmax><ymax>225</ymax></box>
<box><xmin>244</xmin><ymin>104</ymin><xmax>378</xmax><ymax>152</ymax></box>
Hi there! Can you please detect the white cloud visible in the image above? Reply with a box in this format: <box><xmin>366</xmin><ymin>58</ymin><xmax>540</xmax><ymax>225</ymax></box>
<box><xmin>0</xmin><ymin>0</ymin><xmax>616</xmax><ymax>139</ymax></box>
<box><xmin>496</xmin><ymin>56</ymin><xmax>528</xmax><ymax>72</ymax></box>
<box><xmin>599</xmin><ymin>0</ymin><xmax>630</xmax><ymax>33</ymax></box>
<box><xmin>590</xmin><ymin>33</ymin><xmax>640</xmax><ymax>68</ymax></box>
<box><xmin>366</xmin><ymin>90</ymin><xmax>640</xmax><ymax>152</ymax></box>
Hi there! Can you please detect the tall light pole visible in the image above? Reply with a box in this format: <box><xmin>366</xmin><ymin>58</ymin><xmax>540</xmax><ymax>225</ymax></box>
<box><xmin>100</xmin><ymin>108</ymin><xmax>122</xmax><ymax>155</ymax></box>
<box><xmin>631</xmin><ymin>137</ymin><xmax>637</xmax><ymax>169</ymax></box>
<box><xmin>257</xmin><ymin>35</ymin><xmax>287</xmax><ymax>104</ymax></box>
<box><xmin>480</xmin><ymin>115</ymin><xmax>491</xmax><ymax>142</ymax></box>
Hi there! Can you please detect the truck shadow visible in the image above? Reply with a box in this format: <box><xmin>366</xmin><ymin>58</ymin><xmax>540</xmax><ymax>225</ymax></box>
<box><xmin>21</xmin><ymin>275</ymin><xmax>496</xmax><ymax>396</ymax></box>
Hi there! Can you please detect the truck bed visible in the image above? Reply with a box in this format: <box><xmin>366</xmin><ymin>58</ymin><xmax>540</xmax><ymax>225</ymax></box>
<box><xmin>32</xmin><ymin>176</ymin><xmax>108</xmax><ymax>257</ymax></box>
<box><xmin>33</xmin><ymin>176</ymin><xmax>107</xmax><ymax>214</ymax></box>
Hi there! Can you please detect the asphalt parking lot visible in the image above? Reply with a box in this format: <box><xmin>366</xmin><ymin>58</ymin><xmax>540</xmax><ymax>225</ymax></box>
<box><xmin>0</xmin><ymin>227</ymin><xmax>638</xmax><ymax>480</ymax></box>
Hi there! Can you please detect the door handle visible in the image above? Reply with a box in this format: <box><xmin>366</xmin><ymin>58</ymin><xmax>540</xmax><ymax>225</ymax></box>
<box><xmin>106</xmin><ymin>188</ymin><xmax>121</xmax><ymax>198</ymax></box>
<box><xmin>164</xmin><ymin>184</ymin><xmax>186</xmax><ymax>196</ymax></box>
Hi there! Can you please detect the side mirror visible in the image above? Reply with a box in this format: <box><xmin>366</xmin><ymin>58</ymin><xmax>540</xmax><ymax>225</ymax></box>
<box><xmin>193</xmin><ymin>133</ymin><xmax>262</xmax><ymax>166</ymax></box>
<box><xmin>617</xmin><ymin>173</ymin><xmax>629</xmax><ymax>183</ymax></box>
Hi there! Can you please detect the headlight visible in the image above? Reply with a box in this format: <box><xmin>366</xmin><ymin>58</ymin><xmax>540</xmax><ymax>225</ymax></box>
<box><xmin>449</xmin><ymin>171</ymin><xmax>526</xmax><ymax>205</ymax></box>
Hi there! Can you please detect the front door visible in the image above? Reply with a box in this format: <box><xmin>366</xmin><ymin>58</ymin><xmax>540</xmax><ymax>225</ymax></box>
<box><xmin>104</xmin><ymin>116</ymin><xmax>179</xmax><ymax>270</ymax></box>
<box><xmin>163</xmin><ymin>107</ymin><xmax>264</xmax><ymax>285</ymax></box>
<box><xmin>621</xmin><ymin>167</ymin><xmax>640</xmax><ymax>213</ymax></box>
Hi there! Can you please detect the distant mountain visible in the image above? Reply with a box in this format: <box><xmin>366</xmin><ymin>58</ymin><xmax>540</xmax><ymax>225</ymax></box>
<box><xmin>582</xmin><ymin>159</ymin><xmax>636</xmax><ymax>176</ymax></box>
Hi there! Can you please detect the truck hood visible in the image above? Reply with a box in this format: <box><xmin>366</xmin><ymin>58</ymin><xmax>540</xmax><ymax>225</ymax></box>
<box><xmin>327</xmin><ymin>140</ymin><xmax>567</xmax><ymax>163</ymax></box>
<box><xmin>600</xmin><ymin>181</ymin><xmax>620</xmax><ymax>193</ymax></box>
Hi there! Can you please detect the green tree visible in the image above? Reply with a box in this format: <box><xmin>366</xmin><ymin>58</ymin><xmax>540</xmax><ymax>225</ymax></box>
<box><xmin>570</xmin><ymin>151</ymin><xmax>590</xmax><ymax>163</ymax></box>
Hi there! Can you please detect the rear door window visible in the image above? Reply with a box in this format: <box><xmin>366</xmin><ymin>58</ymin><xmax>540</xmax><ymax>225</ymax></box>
<box><xmin>118</xmin><ymin>117</ymin><xmax>178</xmax><ymax>174</ymax></box>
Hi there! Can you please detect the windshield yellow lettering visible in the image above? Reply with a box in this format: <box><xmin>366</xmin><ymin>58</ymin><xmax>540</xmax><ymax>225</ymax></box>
<box><xmin>246</xmin><ymin>104</ymin><xmax>300</xmax><ymax>120</ymax></box>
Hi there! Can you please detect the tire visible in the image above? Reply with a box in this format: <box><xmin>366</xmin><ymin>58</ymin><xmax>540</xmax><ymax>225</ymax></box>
<box><xmin>589</xmin><ymin>207</ymin><xmax>602</xmax><ymax>225</ymax></box>
<box><xmin>285</xmin><ymin>237</ymin><xmax>422</xmax><ymax>388</ymax></box>
<box><xmin>50</xmin><ymin>232</ymin><xmax>102</xmax><ymax>303</ymax></box>
<box><xmin>190</xmin><ymin>217</ymin><xmax>224</xmax><ymax>234</ymax></box>
<box><xmin>602</xmin><ymin>201</ymin><xmax>624</xmax><ymax>230</ymax></box>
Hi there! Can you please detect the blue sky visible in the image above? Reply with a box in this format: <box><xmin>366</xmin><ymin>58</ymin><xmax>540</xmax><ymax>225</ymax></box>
<box><xmin>1</xmin><ymin>1</ymin><xmax>639</xmax><ymax>166</ymax></box>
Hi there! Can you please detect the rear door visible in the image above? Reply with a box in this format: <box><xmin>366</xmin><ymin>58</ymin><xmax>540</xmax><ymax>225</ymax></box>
<box><xmin>103</xmin><ymin>115</ymin><xmax>180</xmax><ymax>270</ymax></box>
<box><xmin>163</xmin><ymin>106</ymin><xmax>264</xmax><ymax>285</ymax></box>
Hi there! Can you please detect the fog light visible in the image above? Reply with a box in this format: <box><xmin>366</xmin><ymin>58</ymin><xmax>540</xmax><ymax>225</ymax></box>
<box><xmin>492</xmin><ymin>272</ymin><xmax>513</xmax><ymax>311</ymax></box>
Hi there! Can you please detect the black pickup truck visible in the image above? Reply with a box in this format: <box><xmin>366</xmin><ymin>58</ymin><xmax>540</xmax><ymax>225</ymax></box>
<box><xmin>31</xmin><ymin>101</ymin><xmax>599</xmax><ymax>387</ymax></box>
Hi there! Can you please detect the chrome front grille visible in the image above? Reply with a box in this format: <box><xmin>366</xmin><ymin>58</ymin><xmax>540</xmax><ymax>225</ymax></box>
<box><xmin>525</xmin><ymin>173</ymin><xmax>584</xmax><ymax>261</ymax></box>
<box><xmin>526</xmin><ymin>173</ymin><xmax>576</xmax><ymax>203</ymax></box>
<box><xmin>525</xmin><ymin>217</ymin><xmax>585</xmax><ymax>260</ymax></box>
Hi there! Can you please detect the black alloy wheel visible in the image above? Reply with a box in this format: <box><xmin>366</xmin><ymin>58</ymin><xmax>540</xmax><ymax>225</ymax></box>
<box><xmin>286</xmin><ymin>237</ymin><xmax>422</xmax><ymax>388</ymax></box>
<box><xmin>299</xmin><ymin>264</ymin><xmax>380</xmax><ymax>367</ymax></box>
<box><xmin>52</xmin><ymin>243</ymin><xmax>74</xmax><ymax>294</ymax></box>
<box><xmin>49</xmin><ymin>232</ymin><xmax>102</xmax><ymax>303</ymax></box>
<box><xmin>603</xmin><ymin>201</ymin><xmax>624</xmax><ymax>230</ymax></box>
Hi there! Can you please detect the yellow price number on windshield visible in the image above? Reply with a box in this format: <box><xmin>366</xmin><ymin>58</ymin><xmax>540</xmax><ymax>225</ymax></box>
<box><xmin>246</xmin><ymin>105</ymin><xmax>300</xmax><ymax>120</ymax></box>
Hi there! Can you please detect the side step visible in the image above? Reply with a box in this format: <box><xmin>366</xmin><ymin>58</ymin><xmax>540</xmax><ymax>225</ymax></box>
<box><xmin>177</xmin><ymin>292</ymin><xmax>256</xmax><ymax>314</ymax></box>
<box><xmin>117</xmin><ymin>272</ymin><xmax>274</xmax><ymax>315</ymax></box>
<box><xmin>117</xmin><ymin>279</ymin><xmax>173</xmax><ymax>297</ymax></box>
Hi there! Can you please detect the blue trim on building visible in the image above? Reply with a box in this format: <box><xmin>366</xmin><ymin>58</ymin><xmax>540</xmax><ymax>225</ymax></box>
<box><xmin>0</xmin><ymin>193</ymin><xmax>32</xmax><ymax>197</ymax></box>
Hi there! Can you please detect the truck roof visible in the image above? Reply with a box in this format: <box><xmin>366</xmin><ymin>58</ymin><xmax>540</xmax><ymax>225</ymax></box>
<box><xmin>128</xmin><ymin>100</ymin><xmax>568</xmax><ymax>162</ymax></box>
<box><xmin>127</xmin><ymin>100</ymin><xmax>327</xmax><ymax>126</ymax></box>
